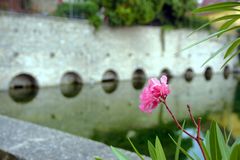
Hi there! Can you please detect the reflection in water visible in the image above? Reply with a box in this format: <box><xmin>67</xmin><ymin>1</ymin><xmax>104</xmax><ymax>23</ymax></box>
<box><xmin>8</xmin><ymin>87</ymin><xmax>38</xmax><ymax>103</ymax></box>
<box><xmin>60</xmin><ymin>84</ymin><xmax>82</xmax><ymax>98</ymax></box>
<box><xmin>102</xmin><ymin>81</ymin><xmax>118</xmax><ymax>93</ymax></box>
<box><xmin>102</xmin><ymin>69</ymin><xmax>119</xmax><ymax>93</ymax></box>
<box><xmin>132</xmin><ymin>69</ymin><xmax>146</xmax><ymax>90</ymax></box>
<box><xmin>0</xmin><ymin>75</ymin><xmax>239</xmax><ymax>158</ymax></box>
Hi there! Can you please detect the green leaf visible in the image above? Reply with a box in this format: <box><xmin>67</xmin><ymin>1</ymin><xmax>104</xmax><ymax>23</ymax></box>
<box><xmin>218</xmin><ymin>18</ymin><xmax>239</xmax><ymax>37</ymax></box>
<box><xmin>175</xmin><ymin>121</ymin><xmax>185</xmax><ymax>160</ymax></box>
<box><xmin>230</xmin><ymin>144</ymin><xmax>240</xmax><ymax>160</ymax></box>
<box><xmin>215</xmin><ymin>123</ymin><xmax>231</xmax><ymax>159</ymax></box>
<box><xmin>224</xmin><ymin>38</ymin><xmax>240</xmax><ymax>59</ymax></box>
<box><xmin>220</xmin><ymin>18</ymin><xmax>238</xmax><ymax>31</ymax></box>
<box><xmin>127</xmin><ymin>137</ymin><xmax>144</xmax><ymax>160</ymax></box>
<box><xmin>226</xmin><ymin>129</ymin><xmax>233</xmax><ymax>145</ymax></box>
<box><xmin>201</xmin><ymin>43</ymin><xmax>229</xmax><ymax>67</ymax></box>
<box><xmin>201</xmin><ymin>141</ymin><xmax>211</xmax><ymax>160</ymax></box>
<box><xmin>209</xmin><ymin>122</ymin><xmax>230</xmax><ymax>160</ymax></box>
<box><xmin>111</xmin><ymin>146</ymin><xmax>132</xmax><ymax>160</ymax></box>
<box><xmin>209</xmin><ymin>122</ymin><xmax>221</xmax><ymax>160</ymax></box>
<box><xmin>230</xmin><ymin>138</ymin><xmax>240</xmax><ymax>152</ymax></box>
<box><xmin>155</xmin><ymin>137</ymin><xmax>166</xmax><ymax>160</ymax></box>
<box><xmin>95</xmin><ymin>157</ymin><xmax>104</xmax><ymax>160</ymax></box>
<box><xmin>169</xmin><ymin>134</ymin><xmax>195</xmax><ymax>160</ymax></box>
<box><xmin>148</xmin><ymin>141</ymin><xmax>157</xmax><ymax>160</ymax></box>
<box><xmin>180</xmin><ymin>25</ymin><xmax>240</xmax><ymax>53</ymax></box>
<box><xmin>221</xmin><ymin>49</ymin><xmax>240</xmax><ymax>69</ymax></box>
<box><xmin>193</xmin><ymin>2</ymin><xmax>240</xmax><ymax>13</ymax></box>
<box><xmin>188</xmin><ymin>14</ymin><xmax>240</xmax><ymax>37</ymax></box>
<box><xmin>205</xmin><ymin>131</ymin><xmax>211</xmax><ymax>155</ymax></box>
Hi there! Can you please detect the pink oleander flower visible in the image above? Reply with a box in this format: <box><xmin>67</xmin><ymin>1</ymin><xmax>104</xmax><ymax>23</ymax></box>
<box><xmin>139</xmin><ymin>75</ymin><xmax>170</xmax><ymax>113</ymax></box>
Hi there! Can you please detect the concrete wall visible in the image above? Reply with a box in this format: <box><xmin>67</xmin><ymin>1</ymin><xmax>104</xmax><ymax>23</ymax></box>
<box><xmin>0</xmin><ymin>12</ymin><xmax>238</xmax><ymax>90</ymax></box>
<box><xmin>0</xmin><ymin>75</ymin><xmax>237</xmax><ymax>138</ymax></box>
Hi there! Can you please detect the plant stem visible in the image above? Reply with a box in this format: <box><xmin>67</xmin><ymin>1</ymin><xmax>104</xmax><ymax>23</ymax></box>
<box><xmin>197</xmin><ymin>118</ymin><xmax>207</xmax><ymax>160</ymax></box>
<box><xmin>162</xmin><ymin>100</ymin><xmax>207</xmax><ymax>160</ymax></box>
<box><xmin>187</xmin><ymin>104</ymin><xmax>198</xmax><ymax>128</ymax></box>
<box><xmin>162</xmin><ymin>101</ymin><xmax>195</xmax><ymax>140</ymax></box>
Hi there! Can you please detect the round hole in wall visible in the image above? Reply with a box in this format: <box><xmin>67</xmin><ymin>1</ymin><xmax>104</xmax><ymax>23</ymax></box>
<box><xmin>14</xmin><ymin>52</ymin><xmax>19</xmax><ymax>57</ymax></box>
<box><xmin>61</xmin><ymin>72</ymin><xmax>82</xmax><ymax>85</ymax></box>
<box><xmin>50</xmin><ymin>52</ymin><xmax>55</xmax><ymax>58</ymax></box>
<box><xmin>102</xmin><ymin>70</ymin><xmax>118</xmax><ymax>94</ymax></box>
<box><xmin>60</xmin><ymin>72</ymin><xmax>83</xmax><ymax>98</ymax></box>
<box><xmin>106</xmin><ymin>53</ymin><xmax>110</xmax><ymax>57</ymax></box>
<box><xmin>60</xmin><ymin>84</ymin><xmax>82</xmax><ymax>98</ymax></box>
<box><xmin>160</xmin><ymin>68</ymin><xmax>172</xmax><ymax>83</ymax></box>
<box><xmin>132</xmin><ymin>68</ymin><xmax>146</xmax><ymax>90</ymax></box>
<box><xmin>9</xmin><ymin>73</ymin><xmax>38</xmax><ymax>89</ymax></box>
<box><xmin>204</xmin><ymin>67</ymin><xmax>213</xmax><ymax>81</ymax></box>
<box><xmin>9</xmin><ymin>73</ymin><xmax>38</xmax><ymax>103</ymax></box>
<box><xmin>184</xmin><ymin>68</ymin><xmax>194</xmax><ymax>82</ymax></box>
<box><xmin>223</xmin><ymin>65</ymin><xmax>231</xmax><ymax>79</ymax></box>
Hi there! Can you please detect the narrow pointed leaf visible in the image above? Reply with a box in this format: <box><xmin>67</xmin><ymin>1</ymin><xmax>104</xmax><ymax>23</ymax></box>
<box><xmin>209</xmin><ymin>122</ymin><xmax>221</xmax><ymax>160</ymax></box>
<box><xmin>221</xmin><ymin>49</ymin><xmax>240</xmax><ymax>69</ymax></box>
<box><xmin>205</xmin><ymin>131</ymin><xmax>211</xmax><ymax>155</ymax></box>
<box><xmin>226</xmin><ymin>129</ymin><xmax>233</xmax><ymax>145</ymax></box>
<box><xmin>230</xmin><ymin>144</ymin><xmax>240</xmax><ymax>160</ymax></box>
<box><xmin>188</xmin><ymin>14</ymin><xmax>240</xmax><ymax>37</ymax></box>
<box><xmin>127</xmin><ymin>138</ymin><xmax>144</xmax><ymax>160</ymax></box>
<box><xmin>148</xmin><ymin>141</ymin><xmax>157</xmax><ymax>160</ymax></box>
<box><xmin>218</xmin><ymin>18</ymin><xmax>239</xmax><ymax>37</ymax></box>
<box><xmin>201</xmin><ymin>141</ymin><xmax>211</xmax><ymax>160</ymax></box>
<box><xmin>180</xmin><ymin>25</ymin><xmax>240</xmax><ymax>53</ymax></box>
<box><xmin>201</xmin><ymin>43</ymin><xmax>229</xmax><ymax>67</ymax></box>
<box><xmin>175</xmin><ymin>121</ymin><xmax>185</xmax><ymax>160</ymax></box>
<box><xmin>224</xmin><ymin>38</ymin><xmax>240</xmax><ymax>59</ymax></box>
<box><xmin>111</xmin><ymin>146</ymin><xmax>132</xmax><ymax>160</ymax></box>
<box><xmin>155</xmin><ymin>137</ymin><xmax>166</xmax><ymax>160</ymax></box>
<box><xmin>220</xmin><ymin>18</ymin><xmax>238</xmax><ymax>31</ymax></box>
<box><xmin>215</xmin><ymin>123</ymin><xmax>231</xmax><ymax>159</ymax></box>
<box><xmin>169</xmin><ymin>134</ymin><xmax>195</xmax><ymax>160</ymax></box>
<box><xmin>193</xmin><ymin>2</ymin><xmax>240</xmax><ymax>13</ymax></box>
<box><xmin>230</xmin><ymin>138</ymin><xmax>240</xmax><ymax>152</ymax></box>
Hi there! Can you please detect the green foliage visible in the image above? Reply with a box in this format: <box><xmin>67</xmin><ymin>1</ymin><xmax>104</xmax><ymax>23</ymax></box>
<box><xmin>54</xmin><ymin>1</ymin><xmax>102</xmax><ymax>28</ymax></box>
<box><xmin>54</xmin><ymin>0</ymin><xmax>207</xmax><ymax>29</ymax></box>
<box><xmin>106</xmin><ymin>122</ymin><xmax>240</xmax><ymax>160</ymax></box>
<box><xmin>111</xmin><ymin>146</ymin><xmax>132</xmax><ymax>160</ymax></box>
<box><xmin>89</xmin><ymin>15</ymin><xmax>102</xmax><ymax>29</ymax></box>
<box><xmin>188</xmin><ymin>2</ymin><xmax>240</xmax><ymax>68</ymax></box>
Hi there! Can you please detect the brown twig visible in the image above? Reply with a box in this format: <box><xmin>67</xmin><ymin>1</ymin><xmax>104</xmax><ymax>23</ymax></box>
<box><xmin>162</xmin><ymin>101</ymin><xmax>196</xmax><ymax>140</ymax></box>
<box><xmin>187</xmin><ymin>104</ymin><xmax>198</xmax><ymax>128</ymax></box>
<box><xmin>162</xmin><ymin>100</ymin><xmax>207</xmax><ymax>160</ymax></box>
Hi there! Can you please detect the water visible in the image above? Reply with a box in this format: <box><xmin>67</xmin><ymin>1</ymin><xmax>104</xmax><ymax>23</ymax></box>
<box><xmin>0</xmin><ymin>74</ymin><xmax>240</xmax><ymax>159</ymax></box>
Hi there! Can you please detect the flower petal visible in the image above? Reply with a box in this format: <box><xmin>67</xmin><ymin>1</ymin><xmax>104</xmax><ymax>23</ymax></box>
<box><xmin>160</xmin><ymin>75</ymin><xmax>168</xmax><ymax>84</ymax></box>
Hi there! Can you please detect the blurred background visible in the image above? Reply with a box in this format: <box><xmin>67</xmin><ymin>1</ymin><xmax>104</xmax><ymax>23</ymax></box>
<box><xmin>0</xmin><ymin>0</ymin><xmax>240</xmax><ymax>159</ymax></box>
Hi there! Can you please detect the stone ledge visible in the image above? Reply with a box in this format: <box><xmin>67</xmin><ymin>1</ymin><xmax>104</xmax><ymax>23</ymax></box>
<box><xmin>0</xmin><ymin>115</ymin><xmax>147</xmax><ymax>160</ymax></box>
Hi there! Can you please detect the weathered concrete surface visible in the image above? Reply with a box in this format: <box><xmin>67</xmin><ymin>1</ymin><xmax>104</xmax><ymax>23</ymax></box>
<box><xmin>0</xmin><ymin>115</ymin><xmax>146</xmax><ymax>160</ymax></box>
<box><xmin>0</xmin><ymin>12</ymin><xmax>238</xmax><ymax>90</ymax></box>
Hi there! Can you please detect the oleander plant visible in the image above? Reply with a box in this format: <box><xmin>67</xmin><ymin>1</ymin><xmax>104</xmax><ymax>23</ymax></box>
<box><xmin>101</xmin><ymin>75</ymin><xmax>240</xmax><ymax>160</ymax></box>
